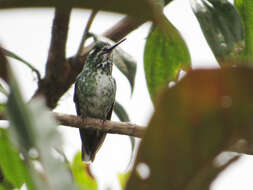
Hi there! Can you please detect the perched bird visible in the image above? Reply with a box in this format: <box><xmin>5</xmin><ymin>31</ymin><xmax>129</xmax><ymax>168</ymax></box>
<box><xmin>74</xmin><ymin>39</ymin><xmax>125</xmax><ymax>162</ymax></box>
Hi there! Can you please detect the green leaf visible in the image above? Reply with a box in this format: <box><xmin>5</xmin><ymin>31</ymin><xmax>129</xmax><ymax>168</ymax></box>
<box><xmin>234</xmin><ymin>0</ymin><xmax>253</xmax><ymax>60</ymax></box>
<box><xmin>114</xmin><ymin>101</ymin><xmax>135</xmax><ymax>166</ymax></box>
<box><xmin>118</xmin><ymin>171</ymin><xmax>131</xmax><ymax>190</ymax></box>
<box><xmin>114</xmin><ymin>101</ymin><xmax>130</xmax><ymax>122</ymax></box>
<box><xmin>7</xmin><ymin>66</ymin><xmax>75</xmax><ymax>190</ymax></box>
<box><xmin>89</xmin><ymin>35</ymin><xmax>137</xmax><ymax>93</ymax></box>
<box><xmin>126</xmin><ymin>67</ymin><xmax>253</xmax><ymax>190</ymax></box>
<box><xmin>190</xmin><ymin>0</ymin><xmax>244</xmax><ymax>64</ymax></box>
<box><xmin>144</xmin><ymin>19</ymin><xmax>191</xmax><ymax>100</ymax></box>
<box><xmin>114</xmin><ymin>48</ymin><xmax>137</xmax><ymax>94</ymax></box>
<box><xmin>0</xmin><ymin>129</ymin><xmax>32</xmax><ymax>188</ymax></box>
<box><xmin>71</xmin><ymin>152</ymin><xmax>98</xmax><ymax>190</ymax></box>
<box><xmin>0</xmin><ymin>178</ymin><xmax>15</xmax><ymax>190</ymax></box>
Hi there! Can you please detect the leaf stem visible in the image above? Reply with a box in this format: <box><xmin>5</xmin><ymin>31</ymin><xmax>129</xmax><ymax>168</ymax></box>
<box><xmin>1</xmin><ymin>48</ymin><xmax>41</xmax><ymax>81</ymax></box>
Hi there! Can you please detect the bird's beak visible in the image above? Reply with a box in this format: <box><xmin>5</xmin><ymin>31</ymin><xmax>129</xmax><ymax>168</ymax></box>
<box><xmin>106</xmin><ymin>38</ymin><xmax>126</xmax><ymax>52</ymax></box>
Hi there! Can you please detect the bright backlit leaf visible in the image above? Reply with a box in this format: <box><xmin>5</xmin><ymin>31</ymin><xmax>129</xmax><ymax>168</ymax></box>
<box><xmin>144</xmin><ymin>18</ymin><xmax>191</xmax><ymax>100</ymax></box>
<box><xmin>118</xmin><ymin>171</ymin><xmax>131</xmax><ymax>190</ymax></box>
<box><xmin>71</xmin><ymin>152</ymin><xmax>98</xmax><ymax>190</ymax></box>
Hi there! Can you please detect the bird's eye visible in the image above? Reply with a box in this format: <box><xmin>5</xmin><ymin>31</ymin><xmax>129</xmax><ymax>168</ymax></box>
<box><xmin>103</xmin><ymin>47</ymin><xmax>109</xmax><ymax>53</ymax></box>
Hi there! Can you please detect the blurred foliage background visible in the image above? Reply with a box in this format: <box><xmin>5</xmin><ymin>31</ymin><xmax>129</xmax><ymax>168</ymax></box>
<box><xmin>0</xmin><ymin>0</ymin><xmax>253</xmax><ymax>189</ymax></box>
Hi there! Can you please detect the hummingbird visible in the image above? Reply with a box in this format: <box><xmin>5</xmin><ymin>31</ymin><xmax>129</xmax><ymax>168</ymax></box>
<box><xmin>74</xmin><ymin>38</ymin><xmax>126</xmax><ymax>162</ymax></box>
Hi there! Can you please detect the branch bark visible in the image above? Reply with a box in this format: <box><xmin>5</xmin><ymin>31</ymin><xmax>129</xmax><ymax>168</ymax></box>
<box><xmin>0</xmin><ymin>112</ymin><xmax>145</xmax><ymax>138</ymax></box>
<box><xmin>33</xmin><ymin>7</ymin><xmax>72</xmax><ymax>108</ymax></box>
<box><xmin>54</xmin><ymin>112</ymin><xmax>145</xmax><ymax>138</ymax></box>
<box><xmin>0</xmin><ymin>46</ymin><xmax>8</xmax><ymax>83</ymax></box>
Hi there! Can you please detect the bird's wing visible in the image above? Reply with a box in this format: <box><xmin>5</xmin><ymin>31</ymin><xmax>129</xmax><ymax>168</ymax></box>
<box><xmin>106</xmin><ymin>77</ymin><xmax>116</xmax><ymax>120</ymax></box>
<box><xmin>73</xmin><ymin>81</ymin><xmax>81</xmax><ymax>116</ymax></box>
<box><xmin>106</xmin><ymin>102</ymin><xmax>114</xmax><ymax>120</ymax></box>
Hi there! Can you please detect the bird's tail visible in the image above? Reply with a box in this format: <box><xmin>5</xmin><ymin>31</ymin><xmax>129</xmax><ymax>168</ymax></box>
<box><xmin>81</xmin><ymin>145</ymin><xmax>92</xmax><ymax>163</ymax></box>
<box><xmin>80</xmin><ymin>128</ymin><xmax>106</xmax><ymax>162</ymax></box>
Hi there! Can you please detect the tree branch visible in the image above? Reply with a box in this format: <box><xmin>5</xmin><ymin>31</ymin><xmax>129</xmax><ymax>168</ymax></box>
<box><xmin>0</xmin><ymin>45</ymin><xmax>8</xmax><ymax>83</ymax></box>
<box><xmin>103</xmin><ymin>16</ymin><xmax>145</xmax><ymax>42</ymax></box>
<box><xmin>0</xmin><ymin>111</ymin><xmax>145</xmax><ymax>138</ymax></box>
<box><xmin>33</xmin><ymin>7</ymin><xmax>71</xmax><ymax>107</ymax></box>
<box><xmin>54</xmin><ymin>112</ymin><xmax>145</xmax><ymax>138</ymax></box>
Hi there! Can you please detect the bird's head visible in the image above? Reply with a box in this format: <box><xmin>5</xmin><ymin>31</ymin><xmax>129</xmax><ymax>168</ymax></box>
<box><xmin>86</xmin><ymin>38</ymin><xmax>126</xmax><ymax>73</ymax></box>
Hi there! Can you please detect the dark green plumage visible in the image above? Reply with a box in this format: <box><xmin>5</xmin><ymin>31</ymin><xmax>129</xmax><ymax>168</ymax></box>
<box><xmin>74</xmin><ymin>39</ymin><xmax>125</xmax><ymax>162</ymax></box>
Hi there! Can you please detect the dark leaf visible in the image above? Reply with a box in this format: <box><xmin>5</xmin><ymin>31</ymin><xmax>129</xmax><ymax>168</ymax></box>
<box><xmin>114</xmin><ymin>101</ymin><xmax>130</xmax><ymax>122</ymax></box>
<box><xmin>127</xmin><ymin>67</ymin><xmax>253</xmax><ymax>190</ymax></box>
<box><xmin>144</xmin><ymin>19</ymin><xmax>191</xmax><ymax>100</ymax></box>
<box><xmin>114</xmin><ymin>101</ymin><xmax>135</xmax><ymax>165</ymax></box>
<box><xmin>190</xmin><ymin>0</ymin><xmax>244</xmax><ymax>64</ymax></box>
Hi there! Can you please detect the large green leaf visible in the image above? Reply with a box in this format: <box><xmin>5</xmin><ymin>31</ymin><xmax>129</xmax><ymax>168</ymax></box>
<box><xmin>190</xmin><ymin>0</ymin><xmax>244</xmax><ymax>64</ymax></box>
<box><xmin>7</xmin><ymin>66</ymin><xmax>75</xmax><ymax>190</ymax></box>
<box><xmin>71</xmin><ymin>152</ymin><xmax>98</xmax><ymax>190</ymax></box>
<box><xmin>234</xmin><ymin>0</ymin><xmax>253</xmax><ymax>60</ymax></box>
<box><xmin>126</xmin><ymin>67</ymin><xmax>253</xmax><ymax>190</ymax></box>
<box><xmin>0</xmin><ymin>129</ymin><xmax>33</xmax><ymax>189</ymax></box>
<box><xmin>144</xmin><ymin>18</ymin><xmax>191</xmax><ymax>100</ymax></box>
<box><xmin>118</xmin><ymin>171</ymin><xmax>131</xmax><ymax>190</ymax></box>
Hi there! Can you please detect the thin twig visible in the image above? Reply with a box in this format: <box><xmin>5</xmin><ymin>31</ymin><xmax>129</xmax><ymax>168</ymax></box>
<box><xmin>76</xmin><ymin>9</ymin><xmax>98</xmax><ymax>57</ymax></box>
<box><xmin>1</xmin><ymin>47</ymin><xmax>41</xmax><ymax>81</ymax></box>
<box><xmin>0</xmin><ymin>46</ymin><xmax>8</xmax><ymax>83</ymax></box>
